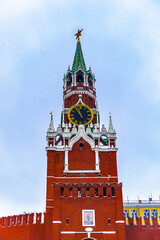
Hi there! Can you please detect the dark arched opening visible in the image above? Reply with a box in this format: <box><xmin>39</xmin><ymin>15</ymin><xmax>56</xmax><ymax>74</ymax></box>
<box><xmin>66</xmin><ymin>73</ymin><xmax>72</xmax><ymax>88</ymax></box>
<box><xmin>76</xmin><ymin>71</ymin><xmax>84</xmax><ymax>83</ymax></box>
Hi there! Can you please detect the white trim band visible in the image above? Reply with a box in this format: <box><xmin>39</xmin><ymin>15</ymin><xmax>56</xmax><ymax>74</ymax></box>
<box><xmin>103</xmin><ymin>231</ymin><xmax>116</xmax><ymax>234</ymax></box>
<box><xmin>53</xmin><ymin>221</ymin><xmax>62</xmax><ymax>224</ymax></box>
<box><xmin>63</xmin><ymin>170</ymin><xmax>100</xmax><ymax>173</ymax></box>
<box><xmin>64</xmin><ymin>90</ymin><xmax>96</xmax><ymax>100</ymax></box>
<box><xmin>48</xmin><ymin>176</ymin><xmax>118</xmax><ymax>179</ymax></box>
<box><xmin>61</xmin><ymin>231</ymin><xmax>116</xmax><ymax>234</ymax></box>
<box><xmin>116</xmin><ymin>220</ymin><xmax>125</xmax><ymax>223</ymax></box>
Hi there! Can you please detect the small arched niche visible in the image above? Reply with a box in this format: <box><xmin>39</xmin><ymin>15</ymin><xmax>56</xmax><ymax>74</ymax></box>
<box><xmin>76</xmin><ymin>70</ymin><xmax>84</xmax><ymax>83</ymax></box>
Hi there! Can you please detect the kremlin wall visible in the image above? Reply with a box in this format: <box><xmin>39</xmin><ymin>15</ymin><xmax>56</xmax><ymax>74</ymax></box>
<box><xmin>1</xmin><ymin>204</ymin><xmax>160</xmax><ymax>239</ymax></box>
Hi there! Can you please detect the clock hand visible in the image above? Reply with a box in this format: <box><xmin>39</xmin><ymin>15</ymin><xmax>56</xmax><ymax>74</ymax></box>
<box><xmin>76</xmin><ymin>107</ymin><xmax>83</xmax><ymax>117</ymax></box>
<box><xmin>75</xmin><ymin>107</ymin><xmax>83</xmax><ymax>118</ymax></box>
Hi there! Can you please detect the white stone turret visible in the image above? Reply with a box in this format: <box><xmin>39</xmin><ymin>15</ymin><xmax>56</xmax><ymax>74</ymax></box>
<box><xmin>108</xmin><ymin>113</ymin><xmax>115</xmax><ymax>134</ymax></box>
<box><xmin>48</xmin><ymin>113</ymin><xmax>54</xmax><ymax>132</ymax></box>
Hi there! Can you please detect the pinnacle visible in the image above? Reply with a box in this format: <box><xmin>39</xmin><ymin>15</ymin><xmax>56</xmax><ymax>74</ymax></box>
<box><xmin>48</xmin><ymin>113</ymin><xmax>54</xmax><ymax>132</ymax></box>
<box><xmin>108</xmin><ymin>113</ymin><xmax>115</xmax><ymax>133</ymax></box>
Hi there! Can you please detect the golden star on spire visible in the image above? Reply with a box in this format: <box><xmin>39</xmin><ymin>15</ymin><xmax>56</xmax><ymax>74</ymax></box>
<box><xmin>75</xmin><ymin>29</ymin><xmax>83</xmax><ymax>42</ymax></box>
<box><xmin>49</xmin><ymin>111</ymin><xmax>53</xmax><ymax>116</ymax></box>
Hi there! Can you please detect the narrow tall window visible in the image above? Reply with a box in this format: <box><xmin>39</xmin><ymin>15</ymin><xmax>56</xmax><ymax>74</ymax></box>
<box><xmin>143</xmin><ymin>209</ymin><xmax>150</xmax><ymax>218</ymax></box>
<box><xmin>66</xmin><ymin>217</ymin><xmax>69</xmax><ymax>224</ymax></box>
<box><xmin>124</xmin><ymin>210</ymin><xmax>129</xmax><ymax>219</ymax></box>
<box><xmin>61</xmin><ymin>187</ymin><xmax>64</xmax><ymax>196</ymax></box>
<box><xmin>78</xmin><ymin>188</ymin><xmax>81</xmax><ymax>197</ymax></box>
<box><xmin>112</xmin><ymin>187</ymin><xmax>115</xmax><ymax>197</ymax></box>
<box><xmin>152</xmin><ymin>209</ymin><xmax>158</xmax><ymax>218</ymax></box>
<box><xmin>108</xmin><ymin>218</ymin><xmax>111</xmax><ymax>224</ymax></box>
<box><xmin>131</xmin><ymin>210</ymin><xmax>137</xmax><ymax>219</ymax></box>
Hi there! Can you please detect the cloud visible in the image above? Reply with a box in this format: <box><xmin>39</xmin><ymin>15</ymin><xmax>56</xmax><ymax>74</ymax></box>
<box><xmin>0</xmin><ymin>197</ymin><xmax>44</xmax><ymax>217</ymax></box>
<box><xmin>0</xmin><ymin>0</ymin><xmax>160</xmax><ymax>212</ymax></box>
<box><xmin>122</xmin><ymin>155</ymin><xmax>160</xmax><ymax>200</ymax></box>
<box><xmin>105</xmin><ymin>0</ymin><xmax>160</xmax><ymax>102</ymax></box>
<box><xmin>0</xmin><ymin>0</ymin><xmax>45</xmax><ymax>22</ymax></box>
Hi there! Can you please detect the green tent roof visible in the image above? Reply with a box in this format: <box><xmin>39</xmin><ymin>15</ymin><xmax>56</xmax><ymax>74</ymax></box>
<box><xmin>72</xmin><ymin>40</ymin><xmax>87</xmax><ymax>74</ymax></box>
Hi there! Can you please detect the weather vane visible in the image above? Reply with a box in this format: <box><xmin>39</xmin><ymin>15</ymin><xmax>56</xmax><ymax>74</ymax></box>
<box><xmin>49</xmin><ymin>111</ymin><xmax>53</xmax><ymax>116</ymax></box>
<box><xmin>75</xmin><ymin>29</ymin><xmax>83</xmax><ymax>42</ymax></box>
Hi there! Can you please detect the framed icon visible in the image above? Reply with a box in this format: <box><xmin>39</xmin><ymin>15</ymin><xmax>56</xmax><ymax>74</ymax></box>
<box><xmin>82</xmin><ymin>210</ymin><xmax>95</xmax><ymax>226</ymax></box>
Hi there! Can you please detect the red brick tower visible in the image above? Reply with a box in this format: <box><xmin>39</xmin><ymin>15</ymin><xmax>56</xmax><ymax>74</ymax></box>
<box><xmin>45</xmin><ymin>30</ymin><xmax>126</xmax><ymax>240</ymax></box>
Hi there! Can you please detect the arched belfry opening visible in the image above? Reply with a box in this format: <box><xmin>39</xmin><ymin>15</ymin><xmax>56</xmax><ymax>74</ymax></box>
<box><xmin>66</xmin><ymin>73</ymin><xmax>72</xmax><ymax>88</ymax></box>
<box><xmin>88</xmin><ymin>74</ymin><xmax>93</xmax><ymax>87</ymax></box>
<box><xmin>76</xmin><ymin>70</ymin><xmax>84</xmax><ymax>83</ymax></box>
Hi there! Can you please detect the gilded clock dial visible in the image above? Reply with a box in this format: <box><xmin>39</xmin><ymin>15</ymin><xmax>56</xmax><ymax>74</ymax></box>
<box><xmin>68</xmin><ymin>104</ymin><xmax>93</xmax><ymax>126</ymax></box>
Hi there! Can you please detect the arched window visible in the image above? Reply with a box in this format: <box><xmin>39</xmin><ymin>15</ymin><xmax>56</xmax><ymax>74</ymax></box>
<box><xmin>79</xmin><ymin>142</ymin><xmax>84</xmax><ymax>149</ymax></box>
<box><xmin>66</xmin><ymin>217</ymin><xmax>69</xmax><ymax>224</ymax></box>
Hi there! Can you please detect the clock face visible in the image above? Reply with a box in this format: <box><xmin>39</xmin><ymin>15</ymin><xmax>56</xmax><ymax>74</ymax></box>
<box><xmin>68</xmin><ymin>104</ymin><xmax>93</xmax><ymax>126</ymax></box>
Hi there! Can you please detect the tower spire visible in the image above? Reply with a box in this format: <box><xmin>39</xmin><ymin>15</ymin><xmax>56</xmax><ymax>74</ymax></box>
<box><xmin>72</xmin><ymin>29</ymin><xmax>87</xmax><ymax>73</ymax></box>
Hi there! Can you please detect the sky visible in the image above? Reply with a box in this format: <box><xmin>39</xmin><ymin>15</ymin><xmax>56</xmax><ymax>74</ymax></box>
<box><xmin>0</xmin><ymin>0</ymin><xmax>160</xmax><ymax>217</ymax></box>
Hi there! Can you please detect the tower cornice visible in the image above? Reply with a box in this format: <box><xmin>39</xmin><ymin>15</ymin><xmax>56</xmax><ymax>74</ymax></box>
<box><xmin>63</xmin><ymin>89</ymin><xmax>96</xmax><ymax>100</ymax></box>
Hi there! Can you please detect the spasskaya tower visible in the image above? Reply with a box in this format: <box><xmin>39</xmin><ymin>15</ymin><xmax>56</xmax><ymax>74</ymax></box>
<box><xmin>45</xmin><ymin>29</ymin><xmax>126</xmax><ymax>240</ymax></box>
